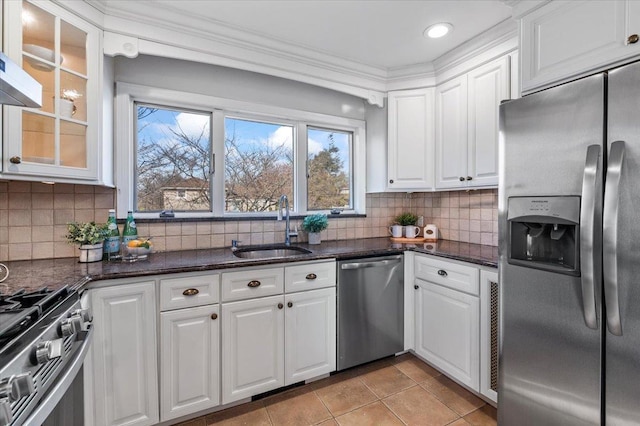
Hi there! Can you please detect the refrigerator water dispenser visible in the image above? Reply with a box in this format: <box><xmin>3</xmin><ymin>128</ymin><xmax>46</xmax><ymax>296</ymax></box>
<box><xmin>507</xmin><ymin>196</ymin><xmax>581</xmax><ymax>275</ymax></box>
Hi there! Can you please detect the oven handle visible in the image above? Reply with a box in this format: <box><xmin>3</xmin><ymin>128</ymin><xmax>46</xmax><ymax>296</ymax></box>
<box><xmin>23</xmin><ymin>325</ymin><xmax>94</xmax><ymax>426</ymax></box>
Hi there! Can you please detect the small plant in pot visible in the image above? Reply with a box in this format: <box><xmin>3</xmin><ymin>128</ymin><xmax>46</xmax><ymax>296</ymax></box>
<box><xmin>394</xmin><ymin>212</ymin><xmax>421</xmax><ymax>239</ymax></box>
<box><xmin>65</xmin><ymin>221</ymin><xmax>109</xmax><ymax>263</ymax></box>
<box><xmin>302</xmin><ymin>214</ymin><xmax>329</xmax><ymax>245</ymax></box>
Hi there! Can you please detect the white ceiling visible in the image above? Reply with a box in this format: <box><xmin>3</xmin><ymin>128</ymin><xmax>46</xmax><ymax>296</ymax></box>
<box><xmin>91</xmin><ymin>0</ymin><xmax>513</xmax><ymax>72</ymax></box>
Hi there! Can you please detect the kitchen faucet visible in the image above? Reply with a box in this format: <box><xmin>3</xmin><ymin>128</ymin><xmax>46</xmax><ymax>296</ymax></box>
<box><xmin>277</xmin><ymin>194</ymin><xmax>298</xmax><ymax>246</ymax></box>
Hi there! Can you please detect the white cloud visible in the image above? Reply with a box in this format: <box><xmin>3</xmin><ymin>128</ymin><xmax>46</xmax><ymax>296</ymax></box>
<box><xmin>174</xmin><ymin>112</ymin><xmax>210</xmax><ymax>138</ymax></box>
<box><xmin>308</xmin><ymin>138</ymin><xmax>323</xmax><ymax>155</ymax></box>
<box><xmin>265</xmin><ymin>126</ymin><xmax>293</xmax><ymax>150</ymax></box>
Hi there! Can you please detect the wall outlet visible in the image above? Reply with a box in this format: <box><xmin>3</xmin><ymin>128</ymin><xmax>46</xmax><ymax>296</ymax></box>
<box><xmin>417</xmin><ymin>216</ymin><xmax>424</xmax><ymax>227</ymax></box>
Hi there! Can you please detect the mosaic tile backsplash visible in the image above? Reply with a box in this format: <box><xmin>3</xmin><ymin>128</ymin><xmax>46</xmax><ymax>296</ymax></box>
<box><xmin>0</xmin><ymin>181</ymin><xmax>498</xmax><ymax>261</ymax></box>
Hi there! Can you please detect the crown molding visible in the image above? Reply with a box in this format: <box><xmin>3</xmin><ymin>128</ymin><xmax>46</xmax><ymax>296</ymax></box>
<box><xmin>74</xmin><ymin>1</ymin><xmax>519</xmax><ymax>106</ymax></box>
<box><xmin>433</xmin><ymin>18</ymin><xmax>517</xmax><ymax>80</ymax></box>
<box><xmin>506</xmin><ymin>0</ymin><xmax>551</xmax><ymax>19</ymax></box>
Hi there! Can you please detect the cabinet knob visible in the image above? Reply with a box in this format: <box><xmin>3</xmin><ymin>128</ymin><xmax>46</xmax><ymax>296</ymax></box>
<box><xmin>437</xmin><ymin>269</ymin><xmax>448</xmax><ymax>277</ymax></box>
<box><xmin>414</xmin><ymin>285</ymin><xmax>419</xmax><ymax>290</ymax></box>
<box><xmin>389</xmin><ymin>179</ymin><xmax>394</xmax><ymax>184</ymax></box>
<box><xmin>287</xmin><ymin>301</ymin><xmax>293</xmax><ymax>308</ymax></box>
<box><xmin>247</xmin><ymin>280</ymin><xmax>261</xmax><ymax>288</ymax></box>
<box><xmin>9</xmin><ymin>156</ymin><xmax>21</xmax><ymax>164</ymax></box>
<box><xmin>305</xmin><ymin>273</ymin><xmax>317</xmax><ymax>280</ymax></box>
<box><xmin>466</xmin><ymin>176</ymin><xmax>472</xmax><ymax>181</ymax></box>
<box><xmin>182</xmin><ymin>288</ymin><xmax>199</xmax><ymax>296</ymax></box>
<box><xmin>459</xmin><ymin>176</ymin><xmax>465</xmax><ymax>181</ymax></box>
<box><xmin>628</xmin><ymin>34</ymin><xmax>639</xmax><ymax>44</ymax></box>
<box><xmin>210</xmin><ymin>313</ymin><xmax>218</xmax><ymax>320</ymax></box>
<box><xmin>277</xmin><ymin>303</ymin><xmax>283</xmax><ymax>309</ymax></box>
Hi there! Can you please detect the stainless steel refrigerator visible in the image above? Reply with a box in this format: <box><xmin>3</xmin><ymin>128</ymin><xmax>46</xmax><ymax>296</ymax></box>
<box><xmin>498</xmin><ymin>60</ymin><xmax>640</xmax><ymax>425</ymax></box>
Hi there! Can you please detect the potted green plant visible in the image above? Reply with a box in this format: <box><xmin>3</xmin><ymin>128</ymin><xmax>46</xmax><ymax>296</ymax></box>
<box><xmin>65</xmin><ymin>221</ymin><xmax>109</xmax><ymax>262</ymax></box>
<box><xmin>302</xmin><ymin>214</ymin><xmax>329</xmax><ymax>245</ymax></box>
<box><xmin>394</xmin><ymin>212</ymin><xmax>418</xmax><ymax>226</ymax></box>
<box><xmin>394</xmin><ymin>212</ymin><xmax>420</xmax><ymax>239</ymax></box>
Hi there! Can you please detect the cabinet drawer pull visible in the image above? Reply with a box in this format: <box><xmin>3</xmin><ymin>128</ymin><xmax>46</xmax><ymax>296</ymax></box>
<box><xmin>459</xmin><ymin>176</ymin><xmax>465</xmax><ymax>181</ymax></box>
<box><xmin>9</xmin><ymin>156</ymin><xmax>21</xmax><ymax>164</ymax></box>
<box><xmin>278</xmin><ymin>303</ymin><xmax>283</xmax><ymax>309</ymax></box>
<box><xmin>305</xmin><ymin>273</ymin><xmax>317</xmax><ymax>280</ymax></box>
<box><xmin>437</xmin><ymin>269</ymin><xmax>448</xmax><ymax>277</ymax></box>
<box><xmin>288</xmin><ymin>301</ymin><xmax>293</xmax><ymax>308</ymax></box>
<box><xmin>466</xmin><ymin>176</ymin><xmax>472</xmax><ymax>181</ymax></box>
<box><xmin>182</xmin><ymin>288</ymin><xmax>199</xmax><ymax>296</ymax></box>
<box><xmin>210</xmin><ymin>313</ymin><xmax>218</xmax><ymax>320</ymax></box>
<box><xmin>628</xmin><ymin>34</ymin><xmax>639</xmax><ymax>44</ymax></box>
<box><xmin>414</xmin><ymin>285</ymin><xmax>419</xmax><ymax>290</ymax></box>
<box><xmin>247</xmin><ymin>280</ymin><xmax>261</xmax><ymax>288</ymax></box>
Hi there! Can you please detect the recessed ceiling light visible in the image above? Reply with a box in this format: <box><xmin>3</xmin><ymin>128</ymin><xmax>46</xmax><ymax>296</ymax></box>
<box><xmin>424</xmin><ymin>23</ymin><xmax>453</xmax><ymax>39</ymax></box>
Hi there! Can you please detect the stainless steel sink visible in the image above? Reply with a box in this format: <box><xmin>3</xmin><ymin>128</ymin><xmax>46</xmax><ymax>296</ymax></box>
<box><xmin>232</xmin><ymin>244</ymin><xmax>312</xmax><ymax>259</ymax></box>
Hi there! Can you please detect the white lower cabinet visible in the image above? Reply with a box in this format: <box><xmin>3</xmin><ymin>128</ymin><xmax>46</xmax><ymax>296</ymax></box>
<box><xmin>221</xmin><ymin>287</ymin><xmax>337</xmax><ymax>404</ymax></box>
<box><xmin>221</xmin><ymin>295</ymin><xmax>285</xmax><ymax>404</ymax></box>
<box><xmin>285</xmin><ymin>287</ymin><xmax>336</xmax><ymax>385</ymax></box>
<box><xmin>160</xmin><ymin>304</ymin><xmax>220</xmax><ymax>421</ymax></box>
<box><xmin>86</xmin><ymin>281</ymin><xmax>159</xmax><ymax>426</ymax></box>
<box><xmin>414</xmin><ymin>276</ymin><xmax>480</xmax><ymax>391</ymax></box>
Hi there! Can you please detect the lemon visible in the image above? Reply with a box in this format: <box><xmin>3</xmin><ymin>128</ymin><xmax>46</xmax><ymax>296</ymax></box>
<box><xmin>127</xmin><ymin>239</ymin><xmax>141</xmax><ymax>248</ymax></box>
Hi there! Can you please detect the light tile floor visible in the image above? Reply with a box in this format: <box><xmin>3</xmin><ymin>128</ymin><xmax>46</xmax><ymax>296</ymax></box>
<box><xmin>176</xmin><ymin>353</ymin><xmax>497</xmax><ymax>426</ymax></box>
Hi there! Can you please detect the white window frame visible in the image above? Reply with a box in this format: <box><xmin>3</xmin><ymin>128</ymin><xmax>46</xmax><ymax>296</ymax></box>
<box><xmin>115</xmin><ymin>82</ymin><xmax>366</xmax><ymax>219</ymax></box>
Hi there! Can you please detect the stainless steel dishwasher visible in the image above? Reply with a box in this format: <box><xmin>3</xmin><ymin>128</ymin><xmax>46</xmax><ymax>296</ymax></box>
<box><xmin>337</xmin><ymin>254</ymin><xmax>404</xmax><ymax>370</ymax></box>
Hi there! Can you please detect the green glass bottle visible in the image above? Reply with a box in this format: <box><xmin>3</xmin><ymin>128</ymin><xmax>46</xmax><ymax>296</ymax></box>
<box><xmin>104</xmin><ymin>209</ymin><xmax>120</xmax><ymax>258</ymax></box>
<box><xmin>122</xmin><ymin>211</ymin><xmax>138</xmax><ymax>244</ymax></box>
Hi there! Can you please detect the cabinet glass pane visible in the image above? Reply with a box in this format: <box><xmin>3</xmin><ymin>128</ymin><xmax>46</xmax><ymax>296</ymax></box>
<box><xmin>22</xmin><ymin>55</ymin><xmax>55</xmax><ymax>114</ymax></box>
<box><xmin>60</xmin><ymin>71</ymin><xmax>87</xmax><ymax>122</ymax></box>
<box><xmin>60</xmin><ymin>19</ymin><xmax>87</xmax><ymax>76</ymax></box>
<box><xmin>22</xmin><ymin>112</ymin><xmax>55</xmax><ymax>164</ymax></box>
<box><xmin>22</xmin><ymin>2</ymin><xmax>56</xmax><ymax>66</ymax></box>
<box><xmin>60</xmin><ymin>121</ymin><xmax>87</xmax><ymax>168</ymax></box>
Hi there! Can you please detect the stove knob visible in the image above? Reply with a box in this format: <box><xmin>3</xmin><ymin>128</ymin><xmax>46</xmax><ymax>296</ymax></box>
<box><xmin>73</xmin><ymin>308</ymin><xmax>93</xmax><ymax>323</ymax></box>
<box><xmin>34</xmin><ymin>339</ymin><xmax>63</xmax><ymax>365</ymax></box>
<box><xmin>0</xmin><ymin>373</ymin><xmax>35</xmax><ymax>401</ymax></box>
<box><xmin>60</xmin><ymin>316</ymin><xmax>83</xmax><ymax>337</ymax></box>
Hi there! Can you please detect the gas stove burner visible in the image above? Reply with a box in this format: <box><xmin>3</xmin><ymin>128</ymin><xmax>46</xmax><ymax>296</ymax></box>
<box><xmin>0</xmin><ymin>287</ymin><xmax>70</xmax><ymax>349</ymax></box>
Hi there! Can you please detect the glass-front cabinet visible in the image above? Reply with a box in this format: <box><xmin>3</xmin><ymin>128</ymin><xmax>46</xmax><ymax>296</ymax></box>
<box><xmin>2</xmin><ymin>0</ymin><xmax>103</xmax><ymax>182</ymax></box>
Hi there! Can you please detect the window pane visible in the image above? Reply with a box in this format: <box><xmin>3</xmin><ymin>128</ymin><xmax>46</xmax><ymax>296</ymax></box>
<box><xmin>224</xmin><ymin>117</ymin><xmax>294</xmax><ymax>213</ymax></box>
<box><xmin>135</xmin><ymin>104</ymin><xmax>211</xmax><ymax>212</ymax></box>
<box><xmin>307</xmin><ymin>128</ymin><xmax>352</xmax><ymax>211</ymax></box>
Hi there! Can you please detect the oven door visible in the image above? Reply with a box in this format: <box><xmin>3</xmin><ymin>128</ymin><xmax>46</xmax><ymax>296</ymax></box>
<box><xmin>24</xmin><ymin>325</ymin><xmax>93</xmax><ymax>426</ymax></box>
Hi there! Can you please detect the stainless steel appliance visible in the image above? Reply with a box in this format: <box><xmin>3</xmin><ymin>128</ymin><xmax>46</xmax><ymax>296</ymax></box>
<box><xmin>0</xmin><ymin>51</ymin><xmax>42</xmax><ymax>107</ymax></box>
<box><xmin>337</xmin><ymin>255</ymin><xmax>404</xmax><ymax>370</ymax></box>
<box><xmin>0</xmin><ymin>287</ymin><xmax>93</xmax><ymax>425</ymax></box>
<box><xmin>499</xmin><ymin>60</ymin><xmax>640</xmax><ymax>425</ymax></box>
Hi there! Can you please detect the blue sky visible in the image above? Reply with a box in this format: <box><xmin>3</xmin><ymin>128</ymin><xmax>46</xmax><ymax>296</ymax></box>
<box><xmin>137</xmin><ymin>106</ymin><xmax>350</xmax><ymax>174</ymax></box>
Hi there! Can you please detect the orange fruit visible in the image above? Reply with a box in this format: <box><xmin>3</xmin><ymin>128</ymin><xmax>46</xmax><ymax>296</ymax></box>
<box><xmin>127</xmin><ymin>239</ymin><xmax>141</xmax><ymax>248</ymax></box>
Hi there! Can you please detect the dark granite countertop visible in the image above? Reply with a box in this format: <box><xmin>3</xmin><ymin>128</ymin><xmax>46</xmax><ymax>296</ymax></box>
<box><xmin>0</xmin><ymin>238</ymin><xmax>497</xmax><ymax>295</ymax></box>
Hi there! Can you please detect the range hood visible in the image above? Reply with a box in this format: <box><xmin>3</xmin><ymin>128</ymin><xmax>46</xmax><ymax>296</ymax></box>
<box><xmin>0</xmin><ymin>51</ymin><xmax>42</xmax><ymax>108</ymax></box>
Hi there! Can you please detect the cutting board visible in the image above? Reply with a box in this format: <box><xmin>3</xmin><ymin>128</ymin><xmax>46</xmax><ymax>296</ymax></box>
<box><xmin>390</xmin><ymin>237</ymin><xmax>436</xmax><ymax>243</ymax></box>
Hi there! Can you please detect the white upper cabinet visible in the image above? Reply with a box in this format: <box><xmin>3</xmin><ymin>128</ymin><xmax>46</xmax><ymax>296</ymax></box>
<box><xmin>2</xmin><ymin>0</ymin><xmax>108</xmax><ymax>184</ymax></box>
<box><xmin>467</xmin><ymin>57</ymin><xmax>510</xmax><ymax>187</ymax></box>
<box><xmin>520</xmin><ymin>0</ymin><xmax>640</xmax><ymax>94</ymax></box>
<box><xmin>436</xmin><ymin>56</ymin><xmax>510</xmax><ymax>190</ymax></box>
<box><xmin>387</xmin><ymin>88</ymin><xmax>435</xmax><ymax>191</ymax></box>
<box><xmin>435</xmin><ymin>75</ymin><xmax>468</xmax><ymax>189</ymax></box>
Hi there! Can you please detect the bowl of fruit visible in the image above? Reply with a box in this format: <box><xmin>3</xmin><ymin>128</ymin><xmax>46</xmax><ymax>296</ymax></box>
<box><xmin>124</xmin><ymin>238</ymin><xmax>153</xmax><ymax>259</ymax></box>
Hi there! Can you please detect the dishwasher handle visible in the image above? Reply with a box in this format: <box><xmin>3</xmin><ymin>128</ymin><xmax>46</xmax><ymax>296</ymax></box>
<box><xmin>340</xmin><ymin>257</ymin><xmax>402</xmax><ymax>270</ymax></box>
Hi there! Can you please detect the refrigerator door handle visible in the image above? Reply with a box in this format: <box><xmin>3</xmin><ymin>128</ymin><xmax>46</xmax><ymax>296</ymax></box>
<box><xmin>580</xmin><ymin>144</ymin><xmax>601</xmax><ymax>330</ymax></box>
<box><xmin>603</xmin><ymin>140</ymin><xmax>625</xmax><ymax>336</ymax></box>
